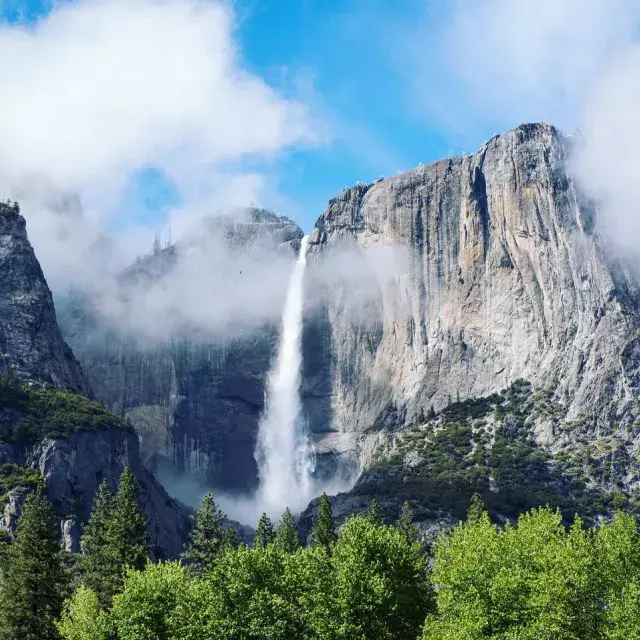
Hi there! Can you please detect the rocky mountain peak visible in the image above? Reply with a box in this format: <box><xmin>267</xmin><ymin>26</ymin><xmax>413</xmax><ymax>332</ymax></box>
<box><xmin>0</xmin><ymin>202</ymin><xmax>90</xmax><ymax>395</ymax></box>
<box><xmin>303</xmin><ymin>121</ymin><xmax>640</xmax><ymax>475</ymax></box>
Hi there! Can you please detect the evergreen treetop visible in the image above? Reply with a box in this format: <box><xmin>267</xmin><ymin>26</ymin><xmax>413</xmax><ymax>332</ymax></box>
<box><xmin>254</xmin><ymin>513</ymin><xmax>276</xmax><ymax>548</ymax></box>
<box><xmin>80</xmin><ymin>469</ymin><xmax>149</xmax><ymax>607</ymax></box>
<box><xmin>221</xmin><ymin>525</ymin><xmax>242</xmax><ymax>551</ymax></box>
<box><xmin>80</xmin><ymin>479</ymin><xmax>116</xmax><ymax>607</ymax></box>
<box><xmin>181</xmin><ymin>491</ymin><xmax>225</xmax><ymax>575</ymax></box>
<box><xmin>0</xmin><ymin>491</ymin><xmax>68</xmax><ymax>640</ymax></box>
<box><xmin>110</xmin><ymin>467</ymin><xmax>149</xmax><ymax>573</ymax></box>
<box><xmin>309</xmin><ymin>493</ymin><xmax>337</xmax><ymax>549</ymax></box>
<box><xmin>275</xmin><ymin>507</ymin><xmax>301</xmax><ymax>553</ymax></box>
<box><xmin>366</xmin><ymin>499</ymin><xmax>385</xmax><ymax>526</ymax></box>
<box><xmin>396</xmin><ymin>501</ymin><xmax>420</xmax><ymax>545</ymax></box>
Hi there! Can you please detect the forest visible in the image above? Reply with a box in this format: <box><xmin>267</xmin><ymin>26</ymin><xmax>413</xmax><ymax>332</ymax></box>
<box><xmin>1</xmin><ymin>467</ymin><xmax>639</xmax><ymax>640</ymax></box>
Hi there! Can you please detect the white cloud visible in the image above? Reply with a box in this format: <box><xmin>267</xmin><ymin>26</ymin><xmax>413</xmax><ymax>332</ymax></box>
<box><xmin>0</xmin><ymin>0</ymin><xmax>318</xmax><ymax>291</ymax></box>
<box><xmin>402</xmin><ymin>0</ymin><xmax>640</xmax><ymax>135</ymax></box>
<box><xmin>0</xmin><ymin>0</ymin><xmax>314</xmax><ymax>193</ymax></box>
<box><xmin>400</xmin><ymin>0</ymin><xmax>640</xmax><ymax>255</ymax></box>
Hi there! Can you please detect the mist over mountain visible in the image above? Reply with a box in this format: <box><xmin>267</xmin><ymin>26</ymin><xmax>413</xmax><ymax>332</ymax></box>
<box><xmin>25</xmin><ymin>122</ymin><xmax>636</xmax><ymax>534</ymax></box>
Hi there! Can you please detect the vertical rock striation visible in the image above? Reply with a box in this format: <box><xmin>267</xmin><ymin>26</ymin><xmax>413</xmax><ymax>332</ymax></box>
<box><xmin>0</xmin><ymin>202</ymin><xmax>90</xmax><ymax>394</ymax></box>
<box><xmin>304</xmin><ymin>123</ymin><xmax>640</xmax><ymax>471</ymax></box>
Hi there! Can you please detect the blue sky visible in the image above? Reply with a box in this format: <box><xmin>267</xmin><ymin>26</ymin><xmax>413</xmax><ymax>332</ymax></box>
<box><xmin>0</xmin><ymin>0</ymin><xmax>504</xmax><ymax>234</ymax></box>
<box><xmin>1</xmin><ymin>0</ymin><xmax>635</xmax><ymax>238</ymax></box>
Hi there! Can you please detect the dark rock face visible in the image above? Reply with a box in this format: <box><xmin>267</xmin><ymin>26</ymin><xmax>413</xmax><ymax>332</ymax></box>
<box><xmin>0</xmin><ymin>202</ymin><xmax>89</xmax><ymax>394</ymax></box>
<box><xmin>59</xmin><ymin>209</ymin><xmax>304</xmax><ymax>495</ymax></box>
<box><xmin>0</xmin><ymin>427</ymin><xmax>190</xmax><ymax>558</ymax></box>
<box><xmin>303</xmin><ymin>123</ymin><xmax>640</xmax><ymax>475</ymax></box>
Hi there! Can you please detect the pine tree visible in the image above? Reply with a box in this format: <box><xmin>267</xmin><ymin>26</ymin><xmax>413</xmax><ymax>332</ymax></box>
<box><xmin>366</xmin><ymin>499</ymin><xmax>384</xmax><ymax>526</ymax></box>
<box><xmin>110</xmin><ymin>468</ymin><xmax>149</xmax><ymax>574</ymax></box>
<box><xmin>81</xmin><ymin>479</ymin><xmax>118</xmax><ymax>607</ymax></box>
<box><xmin>181</xmin><ymin>492</ymin><xmax>224</xmax><ymax>575</ymax></box>
<box><xmin>0</xmin><ymin>491</ymin><xmax>68</xmax><ymax>640</ymax></box>
<box><xmin>80</xmin><ymin>469</ymin><xmax>149</xmax><ymax>607</ymax></box>
<box><xmin>275</xmin><ymin>507</ymin><xmax>301</xmax><ymax>553</ymax></box>
<box><xmin>309</xmin><ymin>493</ymin><xmax>337</xmax><ymax>549</ymax></box>
<box><xmin>221</xmin><ymin>525</ymin><xmax>242</xmax><ymax>551</ymax></box>
<box><xmin>396</xmin><ymin>501</ymin><xmax>420</xmax><ymax>545</ymax></box>
<box><xmin>468</xmin><ymin>492</ymin><xmax>485</xmax><ymax>523</ymax></box>
<box><xmin>254</xmin><ymin>513</ymin><xmax>275</xmax><ymax>548</ymax></box>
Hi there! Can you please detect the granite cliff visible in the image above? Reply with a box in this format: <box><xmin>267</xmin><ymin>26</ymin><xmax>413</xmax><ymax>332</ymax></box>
<box><xmin>59</xmin><ymin>208</ymin><xmax>304</xmax><ymax>495</ymax></box>
<box><xmin>0</xmin><ymin>202</ymin><xmax>89</xmax><ymax>395</ymax></box>
<box><xmin>303</xmin><ymin>123</ymin><xmax>640</xmax><ymax>481</ymax></box>
<box><xmin>54</xmin><ymin>123</ymin><xmax>640</xmax><ymax>529</ymax></box>
<box><xmin>0</xmin><ymin>202</ymin><xmax>190</xmax><ymax>557</ymax></box>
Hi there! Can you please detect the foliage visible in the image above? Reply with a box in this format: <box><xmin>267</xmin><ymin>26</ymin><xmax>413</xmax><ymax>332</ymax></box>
<box><xmin>80</xmin><ymin>469</ymin><xmax>149</xmax><ymax>607</ymax></box>
<box><xmin>254</xmin><ymin>512</ymin><xmax>276</xmax><ymax>548</ymax></box>
<box><xmin>0</xmin><ymin>381</ymin><xmax>128</xmax><ymax>444</ymax></box>
<box><xmin>6</xmin><ymin>487</ymin><xmax>640</xmax><ymax>639</ymax></box>
<box><xmin>365</xmin><ymin>498</ymin><xmax>384</xmax><ymax>525</ymax></box>
<box><xmin>109</xmin><ymin>468</ymin><xmax>149</xmax><ymax>576</ymax></box>
<box><xmin>201</xmin><ymin>543</ymin><xmax>307</xmax><ymax>639</ymax></box>
<box><xmin>0</xmin><ymin>462</ymin><xmax>41</xmax><ymax>498</ymax></box>
<box><xmin>275</xmin><ymin>507</ymin><xmax>301</xmax><ymax>553</ymax></box>
<box><xmin>422</xmin><ymin>503</ymin><xmax>640</xmax><ymax>640</ymax></box>
<box><xmin>221</xmin><ymin>525</ymin><xmax>242</xmax><ymax>551</ymax></box>
<box><xmin>111</xmin><ymin>561</ymin><xmax>188</xmax><ymax>640</ymax></box>
<box><xmin>308</xmin><ymin>493</ymin><xmax>337</xmax><ymax>549</ymax></box>
<box><xmin>56</xmin><ymin>586</ymin><xmax>112</xmax><ymax>640</ymax></box>
<box><xmin>326</xmin><ymin>516</ymin><xmax>432</xmax><ymax>639</ymax></box>
<box><xmin>181</xmin><ymin>491</ymin><xmax>224</xmax><ymax>575</ymax></box>
<box><xmin>80</xmin><ymin>480</ymin><xmax>119</xmax><ymax>607</ymax></box>
<box><xmin>361</xmin><ymin>380</ymin><xmax>618</xmax><ymax>523</ymax></box>
<box><xmin>396</xmin><ymin>501</ymin><xmax>420</xmax><ymax>545</ymax></box>
<box><xmin>0</xmin><ymin>491</ymin><xmax>68</xmax><ymax>640</ymax></box>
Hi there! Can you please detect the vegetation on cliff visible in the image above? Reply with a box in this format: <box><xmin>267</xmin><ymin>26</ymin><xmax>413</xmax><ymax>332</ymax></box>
<box><xmin>358</xmin><ymin>380</ymin><xmax>634</xmax><ymax>524</ymax></box>
<box><xmin>0</xmin><ymin>367</ymin><xmax>128</xmax><ymax>444</ymax></box>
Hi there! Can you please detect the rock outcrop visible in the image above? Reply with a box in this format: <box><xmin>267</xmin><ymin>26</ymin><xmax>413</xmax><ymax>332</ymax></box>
<box><xmin>0</xmin><ymin>427</ymin><xmax>190</xmax><ymax>558</ymax></box>
<box><xmin>0</xmin><ymin>202</ymin><xmax>90</xmax><ymax>395</ymax></box>
<box><xmin>303</xmin><ymin>123</ymin><xmax>640</xmax><ymax>475</ymax></box>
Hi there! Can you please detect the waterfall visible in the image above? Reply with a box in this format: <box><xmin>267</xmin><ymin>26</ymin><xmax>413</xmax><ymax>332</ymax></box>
<box><xmin>255</xmin><ymin>235</ymin><xmax>314</xmax><ymax>518</ymax></box>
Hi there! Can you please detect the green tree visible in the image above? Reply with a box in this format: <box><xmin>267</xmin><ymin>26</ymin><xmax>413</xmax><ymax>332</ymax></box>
<box><xmin>422</xmin><ymin>506</ymin><xmax>602</xmax><ymax>640</ymax></box>
<box><xmin>110</xmin><ymin>468</ymin><xmax>149</xmax><ymax>574</ymax></box>
<box><xmin>56</xmin><ymin>586</ymin><xmax>112</xmax><ymax>640</ymax></box>
<box><xmin>111</xmin><ymin>561</ymin><xmax>188</xmax><ymax>640</ymax></box>
<box><xmin>329</xmin><ymin>515</ymin><xmax>432</xmax><ymax>639</ymax></box>
<box><xmin>80</xmin><ymin>469</ymin><xmax>149</xmax><ymax>606</ymax></box>
<box><xmin>275</xmin><ymin>507</ymin><xmax>301</xmax><ymax>553</ymax></box>
<box><xmin>396</xmin><ymin>501</ymin><xmax>420</xmax><ymax>545</ymax></box>
<box><xmin>221</xmin><ymin>525</ymin><xmax>242</xmax><ymax>551</ymax></box>
<box><xmin>308</xmin><ymin>493</ymin><xmax>337</xmax><ymax>549</ymax></box>
<box><xmin>254</xmin><ymin>513</ymin><xmax>275</xmax><ymax>548</ymax></box>
<box><xmin>183</xmin><ymin>544</ymin><xmax>307</xmax><ymax>639</ymax></box>
<box><xmin>181</xmin><ymin>491</ymin><xmax>224</xmax><ymax>575</ymax></box>
<box><xmin>80</xmin><ymin>479</ymin><xmax>118</xmax><ymax>607</ymax></box>
<box><xmin>365</xmin><ymin>498</ymin><xmax>384</xmax><ymax>526</ymax></box>
<box><xmin>596</xmin><ymin>512</ymin><xmax>640</xmax><ymax>639</ymax></box>
<box><xmin>0</xmin><ymin>492</ymin><xmax>68</xmax><ymax>640</ymax></box>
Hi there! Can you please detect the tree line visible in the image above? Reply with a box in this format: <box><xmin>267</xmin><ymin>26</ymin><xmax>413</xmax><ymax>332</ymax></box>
<box><xmin>1</xmin><ymin>468</ymin><xmax>640</xmax><ymax>639</ymax></box>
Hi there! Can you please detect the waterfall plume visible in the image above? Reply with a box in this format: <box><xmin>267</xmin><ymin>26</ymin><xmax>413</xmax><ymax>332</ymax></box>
<box><xmin>254</xmin><ymin>235</ymin><xmax>314</xmax><ymax>518</ymax></box>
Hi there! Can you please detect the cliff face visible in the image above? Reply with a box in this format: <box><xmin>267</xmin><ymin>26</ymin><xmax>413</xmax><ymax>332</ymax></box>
<box><xmin>60</xmin><ymin>209</ymin><xmax>304</xmax><ymax>494</ymax></box>
<box><xmin>303</xmin><ymin>123</ymin><xmax>640</xmax><ymax>473</ymax></box>
<box><xmin>0</xmin><ymin>203</ymin><xmax>89</xmax><ymax>395</ymax></box>
<box><xmin>0</xmin><ymin>427</ymin><xmax>190</xmax><ymax>558</ymax></box>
